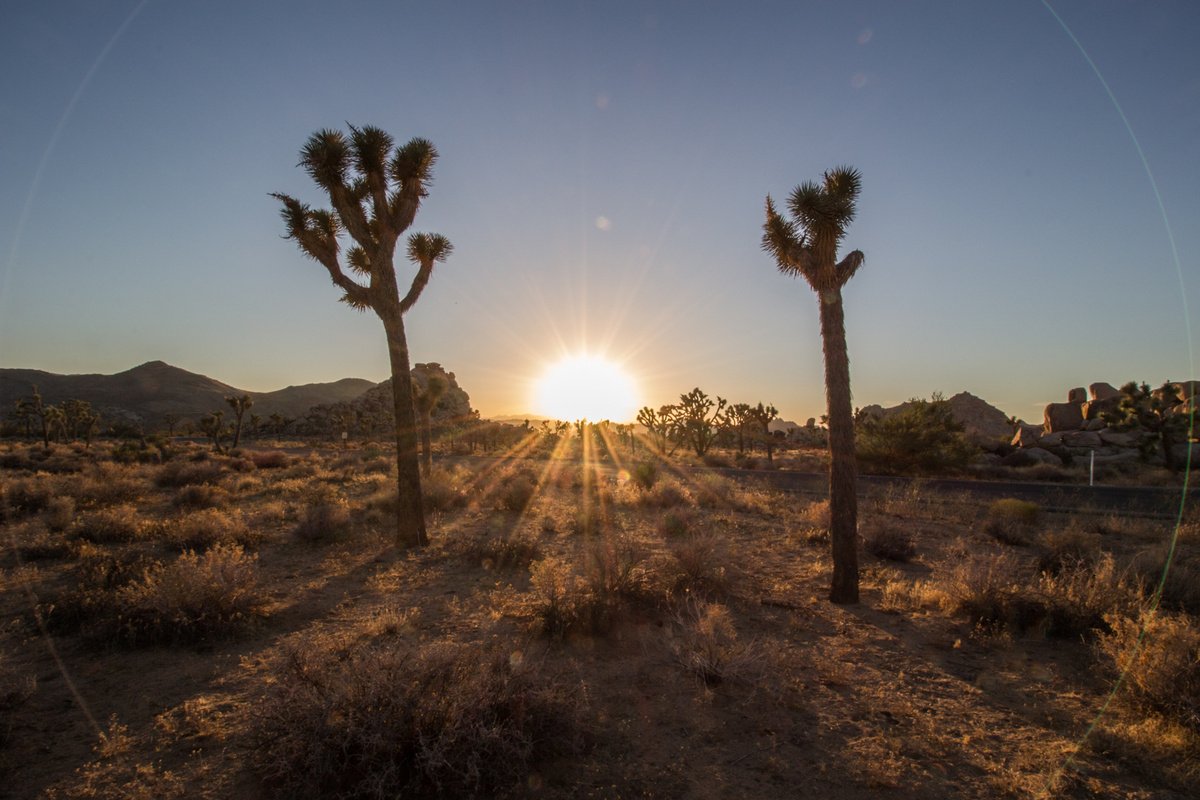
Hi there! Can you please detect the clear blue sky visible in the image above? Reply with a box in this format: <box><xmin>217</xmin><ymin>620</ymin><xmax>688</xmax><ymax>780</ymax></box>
<box><xmin>2</xmin><ymin>1</ymin><xmax>1197</xmax><ymax>423</ymax></box>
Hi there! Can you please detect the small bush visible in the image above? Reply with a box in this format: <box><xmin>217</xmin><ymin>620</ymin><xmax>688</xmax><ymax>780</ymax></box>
<box><xmin>43</xmin><ymin>495</ymin><xmax>76</xmax><ymax>532</ymax></box>
<box><xmin>74</xmin><ymin>505</ymin><xmax>144</xmax><ymax>543</ymax></box>
<box><xmin>171</xmin><ymin>484</ymin><xmax>229</xmax><ymax>510</ymax></box>
<box><xmin>69</xmin><ymin>465</ymin><xmax>143</xmax><ymax>507</ymax></box>
<box><xmin>155</xmin><ymin>460</ymin><xmax>224</xmax><ymax>488</ymax></box>
<box><xmin>671</xmin><ymin>600</ymin><xmax>756</xmax><ymax>685</ymax></box>
<box><xmin>424</xmin><ymin>466</ymin><xmax>468</xmax><ymax>512</ymax></box>
<box><xmin>1130</xmin><ymin>545</ymin><xmax>1200</xmax><ymax>615</ymax></box>
<box><xmin>631</xmin><ymin>461</ymin><xmax>658</xmax><ymax>490</ymax></box>
<box><xmin>116</xmin><ymin>544</ymin><xmax>264</xmax><ymax>645</ymax></box>
<box><xmin>584</xmin><ymin>534</ymin><xmax>650</xmax><ymax>601</ymax></box>
<box><xmin>639</xmin><ymin>480</ymin><xmax>689</xmax><ymax>509</ymax></box>
<box><xmin>1037</xmin><ymin>527</ymin><xmax>1102</xmax><ymax>575</ymax></box>
<box><xmin>293</xmin><ymin>497</ymin><xmax>353</xmax><ymax>543</ymax></box>
<box><xmin>856</xmin><ymin>396</ymin><xmax>977</xmax><ymax>475</ymax></box>
<box><xmin>701</xmin><ymin>453</ymin><xmax>731</xmax><ymax>469</ymax></box>
<box><xmin>1099</xmin><ymin>609</ymin><xmax>1200</xmax><ymax>731</ymax></box>
<box><xmin>497</xmin><ymin>474</ymin><xmax>536</xmax><ymax>513</ymax></box>
<box><xmin>1036</xmin><ymin>553</ymin><xmax>1142</xmax><ymax>639</ymax></box>
<box><xmin>692</xmin><ymin>473</ymin><xmax>736</xmax><ymax>509</ymax></box>
<box><xmin>988</xmin><ymin>498</ymin><xmax>1040</xmax><ymax>525</ymax></box>
<box><xmin>657</xmin><ymin>510</ymin><xmax>694</xmax><ymax>538</ymax></box>
<box><xmin>529</xmin><ymin>557</ymin><xmax>585</xmax><ymax>638</ymax></box>
<box><xmin>248</xmin><ymin>450</ymin><xmax>291</xmax><ymax>470</ymax></box>
<box><xmin>41</xmin><ymin>548</ymin><xmax>156</xmax><ymax>637</ymax></box>
<box><xmin>253</xmin><ymin>639</ymin><xmax>580</xmax><ymax>799</ymax></box>
<box><xmin>863</xmin><ymin>523</ymin><xmax>917</xmax><ymax>562</ymax></box>
<box><xmin>3</xmin><ymin>478</ymin><xmax>53</xmax><ymax>518</ymax></box>
<box><xmin>475</xmin><ymin>529</ymin><xmax>542</xmax><ymax>570</ymax></box>
<box><xmin>668</xmin><ymin>533</ymin><xmax>731</xmax><ymax>598</ymax></box>
<box><xmin>168</xmin><ymin>508</ymin><xmax>258</xmax><ymax>551</ymax></box>
<box><xmin>942</xmin><ymin>549</ymin><xmax>1025</xmax><ymax>631</ymax></box>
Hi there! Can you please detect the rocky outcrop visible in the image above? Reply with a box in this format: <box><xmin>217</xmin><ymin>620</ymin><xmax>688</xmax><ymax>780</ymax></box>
<box><xmin>1044</xmin><ymin>402</ymin><xmax>1084</xmax><ymax>433</ymax></box>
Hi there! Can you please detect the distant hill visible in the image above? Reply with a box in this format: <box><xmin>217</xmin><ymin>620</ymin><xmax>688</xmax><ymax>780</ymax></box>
<box><xmin>0</xmin><ymin>361</ymin><xmax>377</xmax><ymax>426</ymax></box>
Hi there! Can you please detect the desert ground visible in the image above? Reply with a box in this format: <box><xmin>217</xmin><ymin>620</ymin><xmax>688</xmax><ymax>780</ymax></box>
<box><xmin>1</xmin><ymin>438</ymin><xmax>1197</xmax><ymax>799</ymax></box>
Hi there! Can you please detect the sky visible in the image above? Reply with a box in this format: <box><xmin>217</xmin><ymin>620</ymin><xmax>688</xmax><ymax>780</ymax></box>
<box><xmin>1</xmin><ymin>1</ymin><xmax>1197</xmax><ymax>424</ymax></box>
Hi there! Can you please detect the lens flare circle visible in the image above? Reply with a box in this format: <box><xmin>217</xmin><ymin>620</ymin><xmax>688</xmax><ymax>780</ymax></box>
<box><xmin>534</xmin><ymin>355</ymin><xmax>638</xmax><ymax>422</ymax></box>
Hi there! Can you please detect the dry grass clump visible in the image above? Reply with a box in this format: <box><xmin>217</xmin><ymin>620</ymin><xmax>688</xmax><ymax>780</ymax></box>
<box><xmin>631</xmin><ymin>461</ymin><xmax>658</xmax><ymax>490</ymax></box>
<box><xmin>167</xmin><ymin>508</ymin><xmax>260</xmax><ymax>551</ymax></box>
<box><xmin>170</xmin><ymin>483</ymin><xmax>229</xmax><ymax>510</ymax></box>
<box><xmin>40</xmin><ymin>547</ymin><xmax>157</xmax><ymax>638</ymax></box>
<box><xmin>293</xmin><ymin>494</ymin><xmax>353</xmax><ymax>543</ymax></box>
<box><xmin>638</xmin><ymin>479</ymin><xmax>689</xmax><ymax>509</ymax></box>
<box><xmin>69</xmin><ymin>464</ymin><xmax>145</xmax><ymax>507</ymax></box>
<box><xmin>1099</xmin><ymin>609</ymin><xmax>1200</xmax><ymax>732</ymax></box>
<box><xmin>1129</xmin><ymin>545</ymin><xmax>1200</xmax><ymax>615</ymax></box>
<box><xmin>941</xmin><ymin>549</ymin><xmax>1031</xmax><ymax>631</ymax></box>
<box><xmin>472</xmin><ymin>527</ymin><xmax>542</xmax><ymax>571</ymax></box>
<box><xmin>43</xmin><ymin>495</ymin><xmax>76</xmax><ymax>532</ymax></box>
<box><xmin>692</xmin><ymin>472</ymin><xmax>741</xmax><ymax>510</ymax></box>
<box><xmin>528</xmin><ymin>545</ymin><xmax>647</xmax><ymax>639</ymax></box>
<box><xmin>423</xmin><ymin>466</ymin><xmax>469</xmax><ymax>512</ymax></box>
<box><xmin>116</xmin><ymin>544</ymin><xmax>264</xmax><ymax>645</ymax></box>
<box><xmin>667</xmin><ymin>532</ymin><xmax>732</xmax><ymax>598</ymax></box>
<box><xmin>1035</xmin><ymin>553</ymin><xmax>1143</xmax><ymax>639</ymax></box>
<box><xmin>983</xmin><ymin>498</ymin><xmax>1040</xmax><ymax>546</ymax></box>
<box><xmin>253</xmin><ymin>640</ymin><xmax>581</xmax><ymax>799</ymax></box>
<box><xmin>496</xmin><ymin>472</ymin><xmax>537</xmax><ymax>513</ymax></box>
<box><xmin>154</xmin><ymin>460</ymin><xmax>224</xmax><ymax>488</ymax></box>
<box><xmin>248</xmin><ymin>450</ymin><xmax>291</xmax><ymax>470</ymax></box>
<box><xmin>584</xmin><ymin>534</ymin><xmax>651</xmax><ymax>601</ymax></box>
<box><xmin>74</xmin><ymin>505</ymin><xmax>145</xmax><ymax>544</ymax></box>
<box><xmin>795</xmin><ymin>498</ymin><xmax>830</xmax><ymax>544</ymax></box>
<box><xmin>671</xmin><ymin>600</ymin><xmax>757</xmax><ymax>685</ymax></box>
<box><xmin>1037</xmin><ymin>526</ymin><xmax>1103</xmax><ymax>575</ymax></box>
<box><xmin>657</xmin><ymin>509</ymin><xmax>695</xmax><ymax>538</ymax></box>
<box><xmin>862</xmin><ymin>522</ymin><xmax>917</xmax><ymax>562</ymax></box>
<box><xmin>3</xmin><ymin>477</ymin><xmax>54</xmax><ymax>518</ymax></box>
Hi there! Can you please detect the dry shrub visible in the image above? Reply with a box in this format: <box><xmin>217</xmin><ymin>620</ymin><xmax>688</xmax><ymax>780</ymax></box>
<box><xmin>1037</xmin><ymin>526</ymin><xmax>1102</xmax><ymax>575</ymax></box>
<box><xmin>474</xmin><ymin>528</ymin><xmax>542</xmax><ymax>571</ymax></box>
<box><xmin>293</xmin><ymin>495</ymin><xmax>353</xmax><ymax>543</ymax></box>
<box><xmin>657</xmin><ymin>509</ymin><xmax>695</xmax><ymax>538</ymax></box>
<box><xmin>116</xmin><ymin>544</ymin><xmax>264</xmax><ymax>645</ymax></box>
<box><xmin>155</xmin><ymin>460</ymin><xmax>224</xmax><ymax>488</ymax></box>
<box><xmin>44</xmin><ymin>495</ymin><xmax>76</xmax><ymax>532</ymax></box>
<box><xmin>423</xmin><ymin>466</ymin><xmax>469</xmax><ymax>512</ymax></box>
<box><xmin>1099</xmin><ymin>609</ymin><xmax>1200</xmax><ymax>731</ymax></box>
<box><xmin>667</xmin><ymin>533</ymin><xmax>731</xmax><ymax>598</ymax></box>
<box><xmin>862</xmin><ymin>522</ymin><xmax>917</xmax><ymax>562</ymax></box>
<box><xmin>584</xmin><ymin>534</ymin><xmax>650</xmax><ymax>601</ymax></box>
<box><xmin>248</xmin><ymin>450</ymin><xmax>291</xmax><ymax>470</ymax></box>
<box><xmin>692</xmin><ymin>473</ymin><xmax>738</xmax><ymax>510</ymax></box>
<box><xmin>1036</xmin><ymin>553</ymin><xmax>1143</xmax><ymax>639</ymax></box>
<box><xmin>639</xmin><ymin>480</ymin><xmax>689</xmax><ymax>509</ymax></box>
<box><xmin>942</xmin><ymin>549</ymin><xmax>1028</xmax><ymax>631</ymax></box>
<box><xmin>3</xmin><ymin>477</ymin><xmax>53</xmax><ymax>518</ymax></box>
<box><xmin>799</xmin><ymin>498</ymin><xmax>830</xmax><ymax>528</ymax></box>
<box><xmin>988</xmin><ymin>498</ymin><xmax>1040</xmax><ymax>525</ymax></box>
<box><xmin>69</xmin><ymin>464</ymin><xmax>143</xmax><ymax>507</ymax></box>
<box><xmin>631</xmin><ymin>461</ymin><xmax>658</xmax><ymax>490</ymax></box>
<box><xmin>1130</xmin><ymin>545</ymin><xmax>1200</xmax><ymax>615</ymax></box>
<box><xmin>671</xmin><ymin>599</ymin><xmax>757</xmax><ymax>685</ymax></box>
<box><xmin>529</xmin><ymin>557</ymin><xmax>587</xmax><ymax>638</ymax></box>
<box><xmin>0</xmin><ymin>448</ymin><xmax>35</xmax><ymax>470</ymax></box>
<box><xmin>171</xmin><ymin>483</ymin><xmax>229</xmax><ymax>510</ymax></box>
<box><xmin>74</xmin><ymin>505</ymin><xmax>144</xmax><ymax>543</ymax></box>
<box><xmin>40</xmin><ymin>547</ymin><xmax>156</xmax><ymax>637</ymax></box>
<box><xmin>497</xmin><ymin>473</ymin><xmax>536</xmax><ymax>513</ymax></box>
<box><xmin>253</xmin><ymin>640</ymin><xmax>580</xmax><ymax>799</ymax></box>
<box><xmin>12</xmin><ymin>521</ymin><xmax>75</xmax><ymax>561</ymax></box>
<box><xmin>168</xmin><ymin>508</ymin><xmax>259</xmax><ymax>551</ymax></box>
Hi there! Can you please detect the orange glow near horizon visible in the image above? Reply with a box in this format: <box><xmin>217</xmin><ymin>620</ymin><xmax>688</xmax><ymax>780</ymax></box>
<box><xmin>533</xmin><ymin>354</ymin><xmax>640</xmax><ymax>422</ymax></box>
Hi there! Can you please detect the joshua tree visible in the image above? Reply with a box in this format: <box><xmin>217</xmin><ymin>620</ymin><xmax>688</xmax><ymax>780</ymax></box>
<box><xmin>225</xmin><ymin>394</ymin><xmax>254</xmax><ymax>449</ymax></box>
<box><xmin>726</xmin><ymin>403</ymin><xmax>754</xmax><ymax>456</ymax></box>
<box><xmin>274</xmin><ymin>126</ymin><xmax>452</xmax><ymax>547</ymax></box>
<box><xmin>763</xmin><ymin>166</ymin><xmax>866</xmax><ymax>604</ymax></box>
<box><xmin>746</xmin><ymin>402</ymin><xmax>780</xmax><ymax>463</ymax></box>
<box><xmin>676</xmin><ymin>388</ymin><xmax>728</xmax><ymax>458</ymax></box>
<box><xmin>413</xmin><ymin>373</ymin><xmax>448</xmax><ymax>476</ymax></box>
<box><xmin>637</xmin><ymin>405</ymin><xmax>680</xmax><ymax>456</ymax></box>
<box><xmin>200</xmin><ymin>410</ymin><xmax>226</xmax><ymax>453</ymax></box>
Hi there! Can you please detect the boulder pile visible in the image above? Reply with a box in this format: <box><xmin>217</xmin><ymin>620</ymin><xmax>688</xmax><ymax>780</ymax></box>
<box><xmin>1004</xmin><ymin>381</ymin><xmax>1196</xmax><ymax>467</ymax></box>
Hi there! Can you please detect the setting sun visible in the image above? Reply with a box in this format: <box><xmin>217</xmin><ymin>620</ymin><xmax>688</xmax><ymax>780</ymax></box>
<box><xmin>534</xmin><ymin>354</ymin><xmax>640</xmax><ymax>422</ymax></box>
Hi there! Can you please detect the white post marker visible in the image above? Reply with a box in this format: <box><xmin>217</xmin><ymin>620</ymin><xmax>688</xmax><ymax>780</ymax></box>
<box><xmin>341</xmin><ymin>431</ymin><xmax>348</xmax><ymax>448</ymax></box>
<box><xmin>1089</xmin><ymin>449</ymin><xmax>1095</xmax><ymax>487</ymax></box>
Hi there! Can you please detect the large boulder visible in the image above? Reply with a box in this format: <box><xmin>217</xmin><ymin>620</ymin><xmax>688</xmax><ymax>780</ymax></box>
<box><xmin>1082</xmin><ymin>396</ymin><xmax>1120</xmax><ymax>421</ymax></box>
<box><xmin>1099</xmin><ymin>429</ymin><xmax>1138</xmax><ymax>448</ymax></box>
<box><xmin>1173</xmin><ymin>380</ymin><xmax>1200</xmax><ymax>400</ymax></box>
<box><xmin>943</xmin><ymin>391</ymin><xmax>1015</xmax><ymax>449</ymax></box>
<box><xmin>1044</xmin><ymin>402</ymin><xmax>1084</xmax><ymax>433</ymax></box>
<box><xmin>1038</xmin><ymin>431</ymin><xmax>1065</xmax><ymax>448</ymax></box>
<box><xmin>1001</xmin><ymin>447</ymin><xmax>1062</xmax><ymax>467</ymax></box>
<box><xmin>1067</xmin><ymin>387</ymin><xmax>1087</xmax><ymax>404</ymax></box>
<box><xmin>1012</xmin><ymin>424</ymin><xmax>1042</xmax><ymax>448</ymax></box>
<box><xmin>1062</xmin><ymin>429</ymin><xmax>1102</xmax><ymax>450</ymax></box>
<box><xmin>1089</xmin><ymin>382</ymin><xmax>1120</xmax><ymax>401</ymax></box>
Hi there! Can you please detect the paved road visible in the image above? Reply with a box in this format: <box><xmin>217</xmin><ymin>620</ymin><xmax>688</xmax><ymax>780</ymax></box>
<box><xmin>712</xmin><ymin>467</ymin><xmax>1199</xmax><ymax>518</ymax></box>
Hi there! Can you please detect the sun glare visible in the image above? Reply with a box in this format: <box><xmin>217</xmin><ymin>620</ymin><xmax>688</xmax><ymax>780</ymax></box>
<box><xmin>534</xmin><ymin>355</ymin><xmax>639</xmax><ymax>422</ymax></box>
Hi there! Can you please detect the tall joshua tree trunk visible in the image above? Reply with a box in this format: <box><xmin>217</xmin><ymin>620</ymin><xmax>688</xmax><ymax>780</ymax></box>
<box><xmin>382</xmin><ymin>312</ymin><xmax>426</xmax><ymax>546</ymax></box>
<box><xmin>819</xmin><ymin>288</ymin><xmax>858</xmax><ymax>602</ymax></box>
<box><xmin>762</xmin><ymin>166</ymin><xmax>865</xmax><ymax>605</ymax></box>
<box><xmin>273</xmin><ymin>125</ymin><xmax>452</xmax><ymax>549</ymax></box>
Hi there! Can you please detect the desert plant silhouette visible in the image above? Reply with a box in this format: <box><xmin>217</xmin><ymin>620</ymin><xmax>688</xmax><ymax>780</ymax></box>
<box><xmin>763</xmin><ymin>166</ymin><xmax>865</xmax><ymax>604</ymax></box>
<box><xmin>273</xmin><ymin>125</ymin><xmax>452</xmax><ymax>547</ymax></box>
